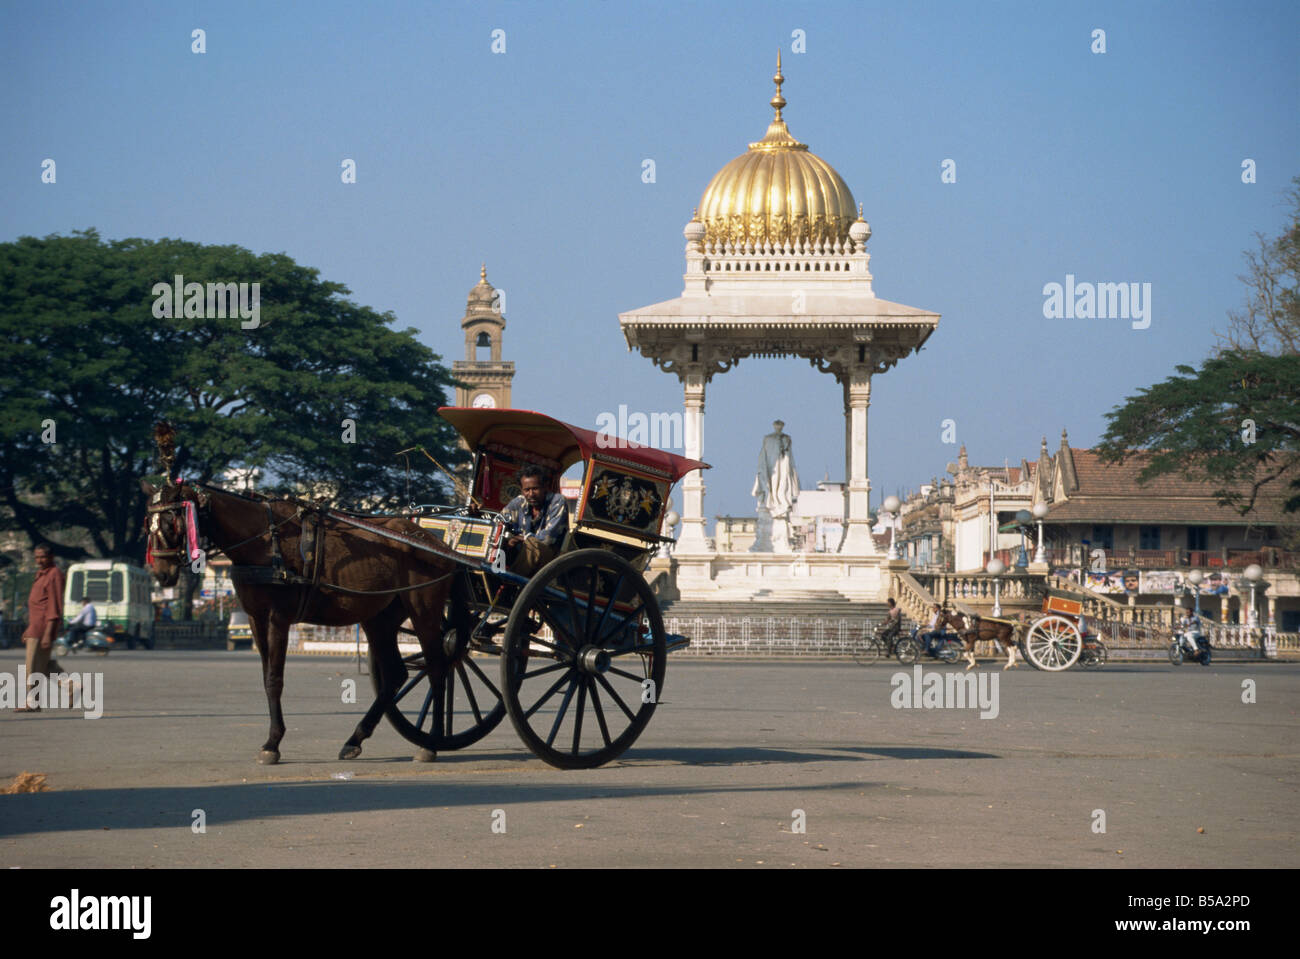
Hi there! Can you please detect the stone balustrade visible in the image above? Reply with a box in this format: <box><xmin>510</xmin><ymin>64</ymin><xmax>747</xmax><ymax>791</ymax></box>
<box><xmin>698</xmin><ymin>238</ymin><xmax>870</xmax><ymax>276</ymax></box>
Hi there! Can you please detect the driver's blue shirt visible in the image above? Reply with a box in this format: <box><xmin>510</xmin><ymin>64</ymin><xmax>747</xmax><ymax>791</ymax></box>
<box><xmin>502</xmin><ymin>491</ymin><xmax>569</xmax><ymax>549</ymax></box>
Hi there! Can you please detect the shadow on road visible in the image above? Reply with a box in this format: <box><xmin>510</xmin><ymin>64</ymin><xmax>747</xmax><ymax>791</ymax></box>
<box><xmin>613</xmin><ymin>745</ymin><xmax>999</xmax><ymax>765</ymax></box>
<box><xmin>0</xmin><ymin>776</ymin><xmax>892</xmax><ymax>836</ymax></box>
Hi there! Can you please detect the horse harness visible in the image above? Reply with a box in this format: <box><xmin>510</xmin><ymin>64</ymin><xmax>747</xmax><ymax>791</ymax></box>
<box><xmin>146</xmin><ymin>486</ymin><xmax>454</xmax><ymax>621</ymax></box>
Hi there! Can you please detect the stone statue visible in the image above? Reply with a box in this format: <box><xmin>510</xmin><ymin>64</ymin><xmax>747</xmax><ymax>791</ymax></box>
<box><xmin>750</xmin><ymin>420</ymin><xmax>800</xmax><ymax>553</ymax></box>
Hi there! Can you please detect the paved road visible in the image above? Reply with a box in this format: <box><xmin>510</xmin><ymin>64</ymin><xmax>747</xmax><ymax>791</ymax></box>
<box><xmin>1</xmin><ymin>649</ymin><xmax>1296</xmax><ymax>868</ymax></box>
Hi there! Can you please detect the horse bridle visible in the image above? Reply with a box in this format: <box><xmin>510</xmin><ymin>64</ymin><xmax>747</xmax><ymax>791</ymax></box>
<box><xmin>144</xmin><ymin>483</ymin><xmax>206</xmax><ymax>563</ymax></box>
<box><xmin>144</xmin><ymin>482</ymin><xmax>298</xmax><ymax>565</ymax></box>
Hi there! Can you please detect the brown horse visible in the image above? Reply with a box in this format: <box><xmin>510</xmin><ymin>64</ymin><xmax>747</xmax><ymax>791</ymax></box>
<box><xmin>142</xmin><ymin>475</ymin><xmax>464</xmax><ymax>764</ymax></box>
<box><xmin>945</xmin><ymin>610</ymin><xmax>1028</xmax><ymax>671</ymax></box>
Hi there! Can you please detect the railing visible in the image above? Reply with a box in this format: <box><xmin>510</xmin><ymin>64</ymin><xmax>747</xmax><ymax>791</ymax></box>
<box><xmin>909</xmin><ymin>571</ymin><xmax>1045</xmax><ymax>619</ymax></box>
<box><xmin>1</xmin><ymin>622</ymin><xmax>27</xmax><ymax>649</ymax></box>
<box><xmin>892</xmin><ymin>570</ymin><xmax>938</xmax><ymax>625</ymax></box>
<box><xmin>698</xmin><ymin>237</ymin><xmax>869</xmax><ymax>277</ymax></box>
<box><xmin>288</xmin><ymin>624</ymin><xmax>360</xmax><ymax>649</ymax></box>
<box><xmin>990</xmin><ymin>546</ymin><xmax>1300</xmax><ymax>570</ymax></box>
<box><xmin>663</xmin><ymin>615</ymin><xmax>872</xmax><ymax>654</ymax></box>
<box><xmin>151</xmin><ymin>622</ymin><xmax>228</xmax><ymax>648</ymax></box>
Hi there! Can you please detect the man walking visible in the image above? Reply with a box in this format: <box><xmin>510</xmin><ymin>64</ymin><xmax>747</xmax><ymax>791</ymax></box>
<box><xmin>19</xmin><ymin>543</ymin><xmax>64</xmax><ymax>712</ymax></box>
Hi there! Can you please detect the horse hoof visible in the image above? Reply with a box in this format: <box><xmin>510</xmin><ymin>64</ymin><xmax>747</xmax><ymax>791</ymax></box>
<box><xmin>257</xmin><ymin>750</ymin><xmax>280</xmax><ymax>765</ymax></box>
<box><xmin>414</xmin><ymin>748</ymin><xmax>437</xmax><ymax>763</ymax></box>
<box><xmin>339</xmin><ymin>744</ymin><xmax>362</xmax><ymax>761</ymax></box>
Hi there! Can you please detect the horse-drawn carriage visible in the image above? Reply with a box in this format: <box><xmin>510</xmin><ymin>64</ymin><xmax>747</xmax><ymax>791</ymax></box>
<box><xmin>1020</xmin><ymin>593</ymin><xmax>1107</xmax><ymax>671</ymax></box>
<box><xmin>375</xmin><ymin>408</ymin><xmax>706</xmax><ymax>768</ymax></box>
<box><xmin>142</xmin><ymin>410</ymin><xmax>706</xmax><ymax>769</ymax></box>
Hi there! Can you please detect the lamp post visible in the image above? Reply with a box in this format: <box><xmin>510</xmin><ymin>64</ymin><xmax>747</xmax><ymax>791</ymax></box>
<box><xmin>987</xmin><ymin>557</ymin><xmax>1005</xmax><ymax>617</ymax></box>
<box><xmin>883</xmin><ymin>495</ymin><xmax>901</xmax><ymax>561</ymax></box>
<box><xmin>1244</xmin><ymin>564</ymin><xmax>1263</xmax><ymax>627</ymax></box>
<box><xmin>1032</xmin><ymin>502</ymin><xmax>1048</xmax><ymax>565</ymax></box>
<box><xmin>1186</xmin><ymin>568</ymin><xmax>1203</xmax><ymax>620</ymax></box>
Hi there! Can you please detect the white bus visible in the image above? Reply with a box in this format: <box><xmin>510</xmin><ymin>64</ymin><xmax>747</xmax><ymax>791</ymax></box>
<box><xmin>64</xmin><ymin>559</ymin><xmax>154</xmax><ymax>643</ymax></box>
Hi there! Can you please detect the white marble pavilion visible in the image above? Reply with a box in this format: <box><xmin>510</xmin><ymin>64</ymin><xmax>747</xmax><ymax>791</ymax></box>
<box><xmin>619</xmin><ymin>56</ymin><xmax>940</xmax><ymax>601</ymax></box>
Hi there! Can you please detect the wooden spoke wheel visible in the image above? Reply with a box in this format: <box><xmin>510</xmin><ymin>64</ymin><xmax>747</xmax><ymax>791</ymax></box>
<box><xmin>1024</xmin><ymin>615</ymin><xmax>1083</xmax><ymax>671</ymax></box>
<box><xmin>371</xmin><ymin>592</ymin><xmax>506</xmax><ymax>752</ymax></box>
<box><xmin>500</xmin><ymin>549</ymin><xmax>666</xmax><ymax>770</ymax></box>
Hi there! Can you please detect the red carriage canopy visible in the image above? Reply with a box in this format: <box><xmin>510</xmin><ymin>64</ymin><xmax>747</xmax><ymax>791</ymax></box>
<box><xmin>438</xmin><ymin>408</ymin><xmax>709</xmax><ymax>483</ymax></box>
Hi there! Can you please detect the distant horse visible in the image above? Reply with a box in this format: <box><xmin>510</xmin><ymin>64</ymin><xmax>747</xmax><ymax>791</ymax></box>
<box><xmin>142</xmin><ymin>436</ymin><xmax>463</xmax><ymax>764</ymax></box>
<box><xmin>945</xmin><ymin>610</ymin><xmax>1027</xmax><ymax>671</ymax></box>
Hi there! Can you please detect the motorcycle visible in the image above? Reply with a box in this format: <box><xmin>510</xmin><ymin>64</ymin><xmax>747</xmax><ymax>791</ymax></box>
<box><xmin>53</xmin><ymin>625</ymin><xmax>113</xmax><ymax>657</ymax></box>
<box><xmin>1168</xmin><ymin>625</ymin><xmax>1211</xmax><ymax>666</ymax></box>
<box><xmin>895</xmin><ymin>625</ymin><xmax>964</xmax><ymax>665</ymax></box>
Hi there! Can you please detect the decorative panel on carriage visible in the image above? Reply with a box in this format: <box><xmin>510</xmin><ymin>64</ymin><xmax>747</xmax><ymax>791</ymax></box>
<box><xmin>1042</xmin><ymin>595</ymin><xmax>1082</xmax><ymax>618</ymax></box>
<box><xmin>414</xmin><ymin>514</ymin><xmax>503</xmax><ymax>562</ymax></box>
<box><xmin>574</xmin><ymin>452</ymin><xmax>672</xmax><ymax>546</ymax></box>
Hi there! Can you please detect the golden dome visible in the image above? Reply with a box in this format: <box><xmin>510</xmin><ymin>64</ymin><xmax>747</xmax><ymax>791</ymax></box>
<box><xmin>698</xmin><ymin>54</ymin><xmax>857</xmax><ymax>248</ymax></box>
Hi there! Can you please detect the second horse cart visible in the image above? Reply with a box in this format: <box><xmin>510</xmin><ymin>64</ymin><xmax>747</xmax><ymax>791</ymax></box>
<box><xmin>1020</xmin><ymin>593</ymin><xmax>1108</xmax><ymax>671</ymax></box>
<box><xmin>366</xmin><ymin>408</ymin><xmax>707</xmax><ymax>768</ymax></box>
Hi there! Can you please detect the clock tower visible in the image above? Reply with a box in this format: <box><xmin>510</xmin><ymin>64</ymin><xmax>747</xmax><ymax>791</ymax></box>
<box><xmin>453</xmin><ymin>264</ymin><xmax>514</xmax><ymax>411</ymax></box>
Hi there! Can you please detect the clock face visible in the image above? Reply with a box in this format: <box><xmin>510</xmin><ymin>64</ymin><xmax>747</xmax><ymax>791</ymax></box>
<box><xmin>472</xmin><ymin>393</ymin><xmax>497</xmax><ymax>409</ymax></box>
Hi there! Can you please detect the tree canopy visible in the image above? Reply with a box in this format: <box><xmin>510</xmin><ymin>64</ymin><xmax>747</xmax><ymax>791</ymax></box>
<box><xmin>1097</xmin><ymin>177</ymin><xmax>1300</xmax><ymax>515</ymax></box>
<box><xmin>0</xmin><ymin>229</ymin><xmax>465</xmax><ymax>561</ymax></box>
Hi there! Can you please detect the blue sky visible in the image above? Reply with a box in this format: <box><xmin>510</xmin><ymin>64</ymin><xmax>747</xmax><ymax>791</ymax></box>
<box><xmin>3</xmin><ymin>0</ymin><xmax>1297</xmax><ymax>518</ymax></box>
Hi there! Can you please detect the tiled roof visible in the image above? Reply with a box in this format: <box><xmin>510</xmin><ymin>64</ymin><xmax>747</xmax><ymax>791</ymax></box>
<box><xmin>1046</xmin><ymin>449</ymin><xmax>1291</xmax><ymax>524</ymax></box>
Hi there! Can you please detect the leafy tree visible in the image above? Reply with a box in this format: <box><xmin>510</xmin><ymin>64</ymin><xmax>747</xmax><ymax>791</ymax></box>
<box><xmin>0</xmin><ymin>229</ymin><xmax>466</xmax><ymax>571</ymax></box>
<box><xmin>1096</xmin><ymin>351</ymin><xmax>1299</xmax><ymax>514</ymax></box>
<box><xmin>1098</xmin><ymin>178</ymin><xmax>1300</xmax><ymax>515</ymax></box>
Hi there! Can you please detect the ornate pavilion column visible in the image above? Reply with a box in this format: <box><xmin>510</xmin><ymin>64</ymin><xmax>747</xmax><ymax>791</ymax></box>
<box><xmin>838</xmin><ymin>363</ymin><xmax>878</xmax><ymax>554</ymax></box>
<box><xmin>677</xmin><ymin>367</ymin><xmax>710</xmax><ymax>552</ymax></box>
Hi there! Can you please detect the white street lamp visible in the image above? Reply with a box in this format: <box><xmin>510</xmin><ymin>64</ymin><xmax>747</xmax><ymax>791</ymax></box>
<box><xmin>883</xmin><ymin>495</ymin><xmax>901</xmax><ymax>561</ymax></box>
<box><xmin>987</xmin><ymin>557</ymin><xmax>1005</xmax><ymax>617</ymax></box>
<box><xmin>1032</xmin><ymin>502</ymin><xmax>1049</xmax><ymax>565</ymax></box>
<box><xmin>1244</xmin><ymin>564</ymin><xmax>1263</xmax><ymax>627</ymax></box>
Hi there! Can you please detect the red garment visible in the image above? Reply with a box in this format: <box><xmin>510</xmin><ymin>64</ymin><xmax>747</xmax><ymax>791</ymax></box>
<box><xmin>24</xmin><ymin>564</ymin><xmax>65</xmax><ymax>639</ymax></box>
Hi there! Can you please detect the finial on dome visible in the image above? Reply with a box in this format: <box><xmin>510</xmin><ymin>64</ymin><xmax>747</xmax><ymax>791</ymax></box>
<box><xmin>856</xmin><ymin>203</ymin><xmax>864</xmax><ymax>221</ymax></box>
<box><xmin>480</xmin><ymin>263</ymin><xmax>487</xmax><ymax>282</ymax></box>
<box><xmin>770</xmin><ymin>50</ymin><xmax>786</xmax><ymax>119</ymax></box>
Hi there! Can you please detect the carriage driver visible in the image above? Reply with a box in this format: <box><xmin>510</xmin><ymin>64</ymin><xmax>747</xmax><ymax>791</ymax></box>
<box><xmin>502</xmin><ymin>464</ymin><xmax>569</xmax><ymax>577</ymax></box>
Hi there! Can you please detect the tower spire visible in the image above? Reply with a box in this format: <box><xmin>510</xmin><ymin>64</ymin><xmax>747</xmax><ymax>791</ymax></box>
<box><xmin>771</xmin><ymin>50</ymin><xmax>786</xmax><ymax>119</ymax></box>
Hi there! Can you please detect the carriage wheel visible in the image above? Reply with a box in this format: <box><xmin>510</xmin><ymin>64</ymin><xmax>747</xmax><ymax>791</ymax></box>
<box><xmin>1024</xmin><ymin>616</ymin><xmax>1082</xmax><ymax>671</ymax></box>
<box><xmin>500</xmin><ymin>549</ymin><xmax>666</xmax><ymax>770</ymax></box>
<box><xmin>371</xmin><ymin>587</ymin><xmax>506</xmax><ymax>752</ymax></box>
